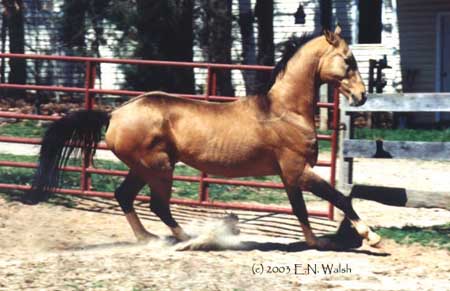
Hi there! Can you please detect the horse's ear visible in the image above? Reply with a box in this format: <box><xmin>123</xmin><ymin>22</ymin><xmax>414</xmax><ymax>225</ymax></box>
<box><xmin>324</xmin><ymin>29</ymin><xmax>338</xmax><ymax>46</ymax></box>
<box><xmin>334</xmin><ymin>24</ymin><xmax>342</xmax><ymax>36</ymax></box>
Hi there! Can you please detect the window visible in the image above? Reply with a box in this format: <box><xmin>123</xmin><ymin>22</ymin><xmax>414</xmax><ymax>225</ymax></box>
<box><xmin>358</xmin><ymin>0</ymin><xmax>382</xmax><ymax>43</ymax></box>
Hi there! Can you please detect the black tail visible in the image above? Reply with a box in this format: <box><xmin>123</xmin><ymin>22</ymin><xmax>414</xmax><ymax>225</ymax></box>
<box><xmin>23</xmin><ymin>110</ymin><xmax>110</xmax><ymax>204</ymax></box>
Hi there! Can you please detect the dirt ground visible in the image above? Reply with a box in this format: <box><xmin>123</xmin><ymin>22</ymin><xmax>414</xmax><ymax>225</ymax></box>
<box><xmin>0</xmin><ymin>192</ymin><xmax>449</xmax><ymax>291</ymax></box>
<box><xmin>0</xmin><ymin>145</ymin><xmax>449</xmax><ymax>290</ymax></box>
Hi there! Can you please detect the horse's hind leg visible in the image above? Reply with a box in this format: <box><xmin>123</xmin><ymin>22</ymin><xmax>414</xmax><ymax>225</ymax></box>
<box><xmin>300</xmin><ymin>166</ymin><xmax>381</xmax><ymax>246</ymax></box>
<box><xmin>143</xmin><ymin>170</ymin><xmax>190</xmax><ymax>242</ymax></box>
<box><xmin>115</xmin><ymin>172</ymin><xmax>159</xmax><ymax>241</ymax></box>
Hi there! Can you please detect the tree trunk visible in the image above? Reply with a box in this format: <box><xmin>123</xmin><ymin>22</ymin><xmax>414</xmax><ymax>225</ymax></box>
<box><xmin>61</xmin><ymin>0</ymin><xmax>87</xmax><ymax>89</ymax></box>
<box><xmin>127</xmin><ymin>0</ymin><xmax>195</xmax><ymax>93</ymax></box>
<box><xmin>170</xmin><ymin>0</ymin><xmax>195</xmax><ymax>94</ymax></box>
<box><xmin>255</xmin><ymin>0</ymin><xmax>274</xmax><ymax>94</ymax></box>
<box><xmin>129</xmin><ymin>0</ymin><xmax>161</xmax><ymax>91</ymax></box>
<box><xmin>238</xmin><ymin>0</ymin><xmax>257</xmax><ymax>95</ymax></box>
<box><xmin>3</xmin><ymin>0</ymin><xmax>26</xmax><ymax>98</ymax></box>
<box><xmin>1</xmin><ymin>10</ymin><xmax>7</xmax><ymax>85</ymax></box>
<box><xmin>198</xmin><ymin>0</ymin><xmax>234</xmax><ymax>96</ymax></box>
<box><xmin>61</xmin><ymin>0</ymin><xmax>87</xmax><ymax>51</ymax></box>
<box><xmin>88</xmin><ymin>0</ymin><xmax>112</xmax><ymax>96</ymax></box>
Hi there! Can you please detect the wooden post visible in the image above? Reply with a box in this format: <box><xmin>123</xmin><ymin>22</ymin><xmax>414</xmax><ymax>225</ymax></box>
<box><xmin>346</xmin><ymin>112</ymin><xmax>354</xmax><ymax>185</ymax></box>
<box><xmin>349</xmin><ymin>185</ymin><xmax>450</xmax><ymax>210</ymax></box>
<box><xmin>338</xmin><ymin>98</ymin><xmax>354</xmax><ymax>188</ymax></box>
<box><xmin>337</xmin><ymin>95</ymin><xmax>350</xmax><ymax>190</ymax></box>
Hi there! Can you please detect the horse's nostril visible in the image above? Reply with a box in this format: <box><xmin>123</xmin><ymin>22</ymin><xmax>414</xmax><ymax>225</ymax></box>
<box><xmin>359</xmin><ymin>93</ymin><xmax>367</xmax><ymax>105</ymax></box>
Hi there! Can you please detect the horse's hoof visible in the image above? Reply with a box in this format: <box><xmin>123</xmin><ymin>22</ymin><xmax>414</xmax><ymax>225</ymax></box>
<box><xmin>21</xmin><ymin>196</ymin><xmax>40</xmax><ymax>205</ymax></box>
<box><xmin>136</xmin><ymin>232</ymin><xmax>159</xmax><ymax>243</ymax></box>
<box><xmin>366</xmin><ymin>231</ymin><xmax>382</xmax><ymax>247</ymax></box>
<box><xmin>335</xmin><ymin>218</ymin><xmax>363</xmax><ymax>249</ymax></box>
<box><xmin>175</xmin><ymin>233</ymin><xmax>191</xmax><ymax>242</ymax></box>
<box><xmin>175</xmin><ymin>242</ymin><xmax>193</xmax><ymax>251</ymax></box>
<box><xmin>313</xmin><ymin>237</ymin><xmax>338</xmax><ymax>250</ymax></box>
<box><xmin>171</xmin><ymin>226</ymin><xmax>191</xmax><ymax>242</ymax></box>
<box><xmin>351</xmin><ymin>220</ymin><xmax>369</xmax><ymax>238</ymax></box>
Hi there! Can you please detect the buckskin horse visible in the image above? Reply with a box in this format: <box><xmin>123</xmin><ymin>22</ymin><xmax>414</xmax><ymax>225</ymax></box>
<box><xmin>25</xmin><ymin>26</ymin><xmax>381</xmax><ymax>249</ymax></box>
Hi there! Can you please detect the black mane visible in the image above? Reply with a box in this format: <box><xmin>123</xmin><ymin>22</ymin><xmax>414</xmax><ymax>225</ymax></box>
<box><xmin>259</xmin><ymin>33</ymin><xmax>319</xmax><ymax>96</ymax></box>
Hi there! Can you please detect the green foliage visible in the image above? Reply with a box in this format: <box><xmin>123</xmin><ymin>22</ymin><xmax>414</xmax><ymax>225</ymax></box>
<box><xmin>376</xmin><ymin>224</ymin><xmax>450</xmax><ymax>250</ymax></box>
<box><xmin>0</xmin><ymin>121</ymin><xmax>332</xmax><ymax>153</ymax></box>
<box><xmin>173</xmin><ymin>164</ymin><xmax>290</xmax><ymax>204</ymax></box>
<box><xmin>0</xmin><ymin>120</ymin><xmax>46</xmax><ymax>137</ymax></box>
<box><xmin>318</xmin><ymin>129</ymin><xmax>332</xmax><ymax>152</ymax></box>
<box><xmin>196</xmin><ymin>0</ymin><xmax>234</xmax><ymax>96</ymax></box>
<box><xmin>354</xmin><ymin>128</ymin><xmax>450</xmax><ymax>142</ymax></box>
<box><xmin>60</xmin><ymin>0</ymin><xmax>112</xmax><ymax>55</ymax></box>
<box><xmin>0</xmin><ymin>153</ymin><xmax>295</xmax><ymax>205</ymax></box>
<box><xmin>4</xmin><ymin>123</ymin><xmax>447</xmax><ymax>206</ymax></box>
<box><xmin>2</xmin><ymin>122</ymin><xmax>448</xmax><ymax>157</ymax></box>
<box><xmin>116</xmin><ymin>0</ymin><xmax>195</xmax><ymax>93</ymax></box>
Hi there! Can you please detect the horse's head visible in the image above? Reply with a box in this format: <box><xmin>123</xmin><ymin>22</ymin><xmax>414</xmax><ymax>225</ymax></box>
<box><xmin>318</xmin><ymin>26</ymin><xmax>367</xmax><ymax>106</ymax></box>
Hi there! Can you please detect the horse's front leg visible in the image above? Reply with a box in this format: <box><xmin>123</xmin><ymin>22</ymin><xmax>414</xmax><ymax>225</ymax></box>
<box><xmin>299</xmin><ymin>166</ymin><xmax>381</xmax><ymax>246</ymax></box>
<box><xmin>282</xmin><ymin>184</ymin><xmax>326</xmax><ymax>248</ymax></box>
<box><xmin>278</xmin><ymin>152</ymin><xmax>324</xmax><ymax>248</ymax></box>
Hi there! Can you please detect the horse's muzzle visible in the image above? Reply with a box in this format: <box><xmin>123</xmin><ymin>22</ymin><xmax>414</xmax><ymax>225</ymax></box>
<box><xmin>351</xmin><ymin>92</ymin><xmax>367</xmax><ymax>106</ymax></box>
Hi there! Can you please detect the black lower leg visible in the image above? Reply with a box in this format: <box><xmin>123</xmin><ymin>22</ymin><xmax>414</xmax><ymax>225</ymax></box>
<box><xmin>150</xmin><ymin>195</ymin><xmax>178</xmax><ymax>228</ymax></box>
<box><xmin>309</xmin><ymin>180</ymin><xmax>359</xmax><ymax>220</ymax></box>
<box><xmin>114</xmin><ymin>174</ymin><xmax>145</xmax><ymax>213</ymax></box>
<box><xmin>287</xmin><ymin>188</ymin><xmax>310</xmax><ymax>226</ymax></box>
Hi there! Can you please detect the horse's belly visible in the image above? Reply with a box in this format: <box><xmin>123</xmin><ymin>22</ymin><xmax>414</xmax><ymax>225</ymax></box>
<box><xmin>181</xmin><ymin>159</ymin><xmax>278</xmax><ymax>177</ymax></box>
<box><xmin>178</xmin><ymin>146</ymin><xmax>278</xmax><ymax>177</ymax></box>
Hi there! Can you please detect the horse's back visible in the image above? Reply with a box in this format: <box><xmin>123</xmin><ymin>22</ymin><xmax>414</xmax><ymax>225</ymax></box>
<box><xmin>105</xmin><ymin>92</ymin><xmax>278</xmax><ymax>176</ymax></box>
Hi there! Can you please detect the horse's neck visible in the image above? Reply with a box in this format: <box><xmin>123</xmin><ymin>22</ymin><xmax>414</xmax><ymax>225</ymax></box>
<box><xmin>268</xmin><ymin>51</ymin><xmax>320</xmax><ymax>124</ymax></box>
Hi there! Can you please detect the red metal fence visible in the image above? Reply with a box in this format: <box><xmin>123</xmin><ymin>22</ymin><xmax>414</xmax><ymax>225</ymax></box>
<box><xmin>0</xmin><ymin>53</ymin><xmax>339</xmax><ymax>219</ymax></box>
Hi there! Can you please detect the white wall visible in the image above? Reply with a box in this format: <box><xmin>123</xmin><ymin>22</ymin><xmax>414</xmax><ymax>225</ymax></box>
<box><xmin>9</xmin><ymin>1</ymin><xmax>442</xmax><ymax>97</ymax></box>
<box><xmin>397</xmin><ymin>0</ymin><xmax>450</xmax><ymax>92</ymax></box>
<box><xmin>348</xmin><ymin>0</ymin><xmax>403</xmax><ymax>93</ymax></box>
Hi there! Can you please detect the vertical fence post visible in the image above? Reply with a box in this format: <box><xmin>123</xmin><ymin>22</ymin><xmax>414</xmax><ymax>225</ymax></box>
<box><xmin>198</xmin><ymin>67</ymin><xmax>215</xmax><ymax>202</ymax></box>
<box><xmin>328</xmin><ymin>87</ymin><xmax>340</xmax><ymax>220</ymax></box>
<box><xmin>338</xmin><ymin>95</ymin><xmax>349</xmax><ymax>189</ymax></box>
<box><xmin>81</xmin><ymin>61</ymin><xmax>96</xmax><ymax>191</ymax></box>
<box><xmin>84</xmin><ymin>61</ymin><xmax>96</xmax><ymax>110</ymax></box>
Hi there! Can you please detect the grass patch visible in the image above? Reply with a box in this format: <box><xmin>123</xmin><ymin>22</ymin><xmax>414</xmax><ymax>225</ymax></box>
<box><xmin>0</xmin><ymin>120</ymin><xmax>46</xmax><ymax>137</ymax></box>
<box><xmin>375</xmin><ymin>223</ymin><xmax>450</xmax><ymax>250</ymax></box>
<box><xmin>2</xmin><ymin>122</ymin><xmax>448</xmax><ymax>206</ymax></box>
<box><xmin>2</xmin><ymin>121</ymin><xmax>450</xmax><ymax>141</ymax></box>
<box><xmin>0</xmin><ymin>153</ymin><xmax>295</xmax><ymax>205</ymax></box>
<box><xmin>354</xmin><ymin>128</ymin><xmax>450</xmax><ymax>142</ymax></box>
<box><xmin>318</xmin><ymin>129</ymin><xmax>332</xmax><ymax>152</ymax></box>
<box><xmin>1</xmin><ymin>121</ymin><xmax>334</xmax><ymax>152</ymax></box>
<box><xmin>4</xmin><ymin>121</ymin><xmax>448</xmax><ymax>153</ymax></box>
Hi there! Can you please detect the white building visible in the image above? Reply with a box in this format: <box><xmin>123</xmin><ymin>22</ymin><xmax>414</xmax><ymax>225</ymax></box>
<box><xmin>1</xmin><ymin>1</ymin><xmax>449</xmax><ymax>102</ymax></box>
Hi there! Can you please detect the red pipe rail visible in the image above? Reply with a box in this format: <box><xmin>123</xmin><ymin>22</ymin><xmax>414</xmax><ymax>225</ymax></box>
<box><xmin>0</xmin><ymin>53</ymin><xmax>339</xmax><ymax>219</ymax></box>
